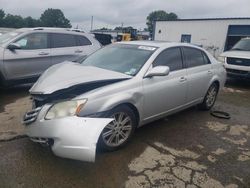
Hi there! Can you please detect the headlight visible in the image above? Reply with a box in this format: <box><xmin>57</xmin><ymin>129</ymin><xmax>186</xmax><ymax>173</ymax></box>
<box><xmin>217</xmin><ymin>56</ymin><xmax>226</xmax><ymax>63</ymax></box>
<box><xmin>45</xmin><ymin>99</ymin><xmax>87</xmax><ymax>120</ymax></box>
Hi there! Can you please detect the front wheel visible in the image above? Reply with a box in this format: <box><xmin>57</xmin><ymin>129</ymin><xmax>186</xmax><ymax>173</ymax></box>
<box><xmin>198</xmin><ymin>83</ymin><xmax>219</xmax><ymax>110</ymax></box>
<box><xmin>98</xmin><ymin>105</ymin><xmax>136</xmax><ymax>151</ymax></box>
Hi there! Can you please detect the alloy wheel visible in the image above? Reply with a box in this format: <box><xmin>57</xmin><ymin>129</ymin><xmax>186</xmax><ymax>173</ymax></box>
<box><xmin>102</xmin><ymin>112</ymin><xmax>133</xmax><ymax>147</ymax></box>
<box><xmin>206</xmin><ymin>86</ymin><xmax>217</xmax><ymax>107</ymax></box>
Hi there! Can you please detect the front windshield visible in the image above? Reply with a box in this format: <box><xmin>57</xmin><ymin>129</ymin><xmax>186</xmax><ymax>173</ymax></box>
<box><xmin>231</xmin><ymin>39</ymin><xmax>250</xmax><ymax>51</ymax></box>
<box><xmin>81</xmin><ymin>44</ymin><xmax>156</xmax><ymax>76</ymax></box>
<box><xmin>0</xmin><ymin>31</ymin><xmax>23</xmax><ymax>45</ymax></box>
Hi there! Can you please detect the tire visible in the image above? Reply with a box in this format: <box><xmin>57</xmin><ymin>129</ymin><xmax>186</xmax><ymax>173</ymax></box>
<box><xmin>98</xmin><ymin>105</ymin><xmax>137</xmax><ymax>151</ymax></box>
<box><xmin>198</xmin><ymin>83</ymin><xmax>219</xmax><ymax>110</ymax></box>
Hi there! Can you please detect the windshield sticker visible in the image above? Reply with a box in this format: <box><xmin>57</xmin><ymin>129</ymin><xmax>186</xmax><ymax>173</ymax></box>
<box><xmin>138</xmin><ymin>46</ymin><xmax>156</xmax><ymax>51</ymax></box>
<box><xmin>125</xmin><ymin>68</ymin><xmax>137</xmax><ymax>76</ymax></box>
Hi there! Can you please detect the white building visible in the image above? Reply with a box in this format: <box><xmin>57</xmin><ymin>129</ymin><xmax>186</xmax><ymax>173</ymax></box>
<box><xmin>154</xmin><ymin>18</ymin><xmax>250</xmax><ymax>57</ymax></box>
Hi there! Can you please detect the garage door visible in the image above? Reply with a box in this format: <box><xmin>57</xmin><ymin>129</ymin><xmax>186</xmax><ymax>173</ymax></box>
<box><xmin>228</xmin><ymin>25</ymin><xmax>250</xmax><ymax>36</ymax></box>
<box><xmin>225</xmin><ymin>25</ymin><xmax>250</xmax><ymax>50</ymax></box>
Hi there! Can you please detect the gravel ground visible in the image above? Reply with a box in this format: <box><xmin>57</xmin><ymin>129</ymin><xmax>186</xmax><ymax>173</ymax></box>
<box><xmin>0</xmin><ymin>79</ymin><xmax>249</xmax><ymax>188</ymax></box>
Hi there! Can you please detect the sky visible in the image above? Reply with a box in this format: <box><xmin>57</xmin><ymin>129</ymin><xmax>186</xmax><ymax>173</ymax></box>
<box><xmin>0</xmin><ymin>0</ymin><xmax>250</xmax><ymax>31</ymax></box>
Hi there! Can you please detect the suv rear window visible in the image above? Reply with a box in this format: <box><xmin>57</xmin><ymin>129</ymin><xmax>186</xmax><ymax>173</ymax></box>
<box><xmin>51</xmin><ymin>33</ymin><xmax>77</xmax><ymax>48</ymax></box>
<box><xmin>76</xmin><ymin>35</ymin><xmax>92</xmax><ymax>46</ymax></box>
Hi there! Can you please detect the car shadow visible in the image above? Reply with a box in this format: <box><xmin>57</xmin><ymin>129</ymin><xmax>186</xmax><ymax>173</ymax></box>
<box><xmin>225</xmin><ymin>78</ymin><xmax>250</xmax><ymax>90</ymax></box>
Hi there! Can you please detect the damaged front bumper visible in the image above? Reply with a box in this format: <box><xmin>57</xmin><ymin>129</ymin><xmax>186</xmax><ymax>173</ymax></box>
<box><xmin>23</xmin><ymin>105</ymin><xmax>113</xmax><ymax>162</ymax></box>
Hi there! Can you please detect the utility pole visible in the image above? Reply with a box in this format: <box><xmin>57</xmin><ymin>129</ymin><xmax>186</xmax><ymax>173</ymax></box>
<box><xmin>91</xmin><ymin>16</ymin><xmax>93</xmax><ymax>32</ymax></box>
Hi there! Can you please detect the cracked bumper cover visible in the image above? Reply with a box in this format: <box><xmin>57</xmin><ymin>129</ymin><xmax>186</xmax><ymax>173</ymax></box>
<box><xmin>24</xmin><ymin>112</ymin><xmax>113</xmax><ymax>162</ymax></box>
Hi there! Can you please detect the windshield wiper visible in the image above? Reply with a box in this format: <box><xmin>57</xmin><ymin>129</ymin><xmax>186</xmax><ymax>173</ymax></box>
<box><xmin>231</xmin><ymin>48</ymin><xmax>245</xmax><ymax>51</ymax></box>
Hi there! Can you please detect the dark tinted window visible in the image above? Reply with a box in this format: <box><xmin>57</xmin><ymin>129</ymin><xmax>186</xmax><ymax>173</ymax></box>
<box><xmin>202</xmin><ymin>52</ymin><xmax>211</xmax><ymax>64</ymax></box>
<box><xmin>153</xmin><ymin>47</ymin><xmax>183</xmax><ymax>71</ymax></box>
<box><xmin>15</xmin><ymin>33</ymin><xmax>48</xmax><ymax>50</ymax></box>
<box><xmin>183</xmin><ymin>47</ymin><xmax>206</xmax><ymax>68</ymax></box>
<box><xmin>52</xmin><ymin>33</ymin><xmax>77</xmax><ymax>48</ymax></box>
<box><xmin>76</xmin><ymin>35</ymin><xmax>92</xmax><ymax>46</ymax></box>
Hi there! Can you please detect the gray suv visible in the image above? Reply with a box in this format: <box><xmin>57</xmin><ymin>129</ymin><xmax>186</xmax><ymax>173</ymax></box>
<box><xmin>0</xmin><ymin>28</ymin><xmax>101</xmax><ymax>87</ymax></box>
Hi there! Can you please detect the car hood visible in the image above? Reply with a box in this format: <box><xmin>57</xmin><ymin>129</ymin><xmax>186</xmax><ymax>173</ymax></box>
<box><xmin>220</xmin><ymin>50</ymin><xmax>250</xmax><ymax>59</ymax></box>
<box><xmin>30</xmin><ymin>62</ymin><xmax>132</xmax><ymax>94</ymax></box>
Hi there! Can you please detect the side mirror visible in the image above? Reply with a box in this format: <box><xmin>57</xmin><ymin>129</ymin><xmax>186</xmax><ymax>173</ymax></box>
<box><xmin>145</xmin><ymin>66</ymin><xmax>170</xmax><ymax>78</ymax></box>
<box><xmin>7</xmin><ymin>43</ymin><xmax>21</xmax><ymax>51</ymax></box>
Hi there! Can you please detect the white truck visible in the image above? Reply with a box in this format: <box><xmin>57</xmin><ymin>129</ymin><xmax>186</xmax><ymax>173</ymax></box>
<box><xmin>219</xmin><ymin>38</ymin><xmax>250</xmax><ymax>79</ymax></box>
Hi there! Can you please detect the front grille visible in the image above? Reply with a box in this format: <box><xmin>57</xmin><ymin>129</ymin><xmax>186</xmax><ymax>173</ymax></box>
<box><xmin>227</xmin><ymin>57</ymin><xmax>250</xmax><ymax>66</ymax></box>
<box><xmin>23</xmin><ymin>107</ymin><xmax>42</xmax><ymax>125</ymax></box>
<box><xmin>226</xmin><ymin>68</ymin><xmax>249</xmax><ymax>75</ymax></box>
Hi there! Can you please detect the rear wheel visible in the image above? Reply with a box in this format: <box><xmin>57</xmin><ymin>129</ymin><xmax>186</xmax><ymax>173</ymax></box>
<box><xmin>98</xmin><ymin>105</ymin><xmax>136</xmax><ymax>151</ymax></box>
<box><xmin>198</xmin><ymin>83</ymin><xmax>219</xmax><ymax>110</ymax></box>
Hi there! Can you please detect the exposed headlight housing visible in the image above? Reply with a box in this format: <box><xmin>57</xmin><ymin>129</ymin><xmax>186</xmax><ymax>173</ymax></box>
<box><xmin>45</xmin><ymin>99</ymin><xmax>87</xmax><ymax>120</ymax></box>
<box><xmin>217</xmin><ymin>56</ymin><xmax>226</xmax><ymax>63</ymax></box>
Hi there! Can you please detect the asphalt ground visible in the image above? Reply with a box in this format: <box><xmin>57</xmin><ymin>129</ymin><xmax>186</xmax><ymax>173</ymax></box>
<box><xmin>0</xmin><ymin>78</ymin><xmax>249</xmax><ymax>188</ymax></box>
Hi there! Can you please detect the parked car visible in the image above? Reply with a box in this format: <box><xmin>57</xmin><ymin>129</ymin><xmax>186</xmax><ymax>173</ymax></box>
<box><xmin>0</xmin><ymin>27</ymin><xmax>101</xmax><ymax>87</ymax></box>
<box><xmin>23</xmin><ymin>41</ymin><xmax>226</xmax><ymax>162</ymax></box>
<box><xmin>218</xmin><ymin>38</ymin><xmax>250</xmax><ymax>79</ymax></box>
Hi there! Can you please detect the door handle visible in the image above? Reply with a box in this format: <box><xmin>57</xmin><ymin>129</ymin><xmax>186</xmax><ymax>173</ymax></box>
<box><xmin>179</xmin><ymin>77</ymin><xmax>187</xmax><ymax>82</ymax></box>
<box><xmin>75</xmin><ymin>50</ymin><xmax>83</xmax><ymax>53</ymax></box>
<box><xmin>207</xmin><ymin>70</ymin><xmax>213</xmax><ymax>75</ymax></box>
<box><xmin>38</xmin><ymin>52</ymin><xmax>49</xmax><ymax>56</ymax></box>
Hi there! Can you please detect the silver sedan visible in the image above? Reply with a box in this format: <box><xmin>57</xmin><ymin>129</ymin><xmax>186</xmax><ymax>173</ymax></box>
<box><xmin>23</xmin><ymin>41</ymin><xmax>226</xmax><ymax>162</ymax></box>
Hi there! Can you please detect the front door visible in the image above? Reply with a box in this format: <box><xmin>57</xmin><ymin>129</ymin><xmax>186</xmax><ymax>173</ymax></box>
<box><xmin>3</xmin><ymin>32</ymin><xmax>51</xmax><ymax>80</ymax></box>
<box><xmin>142</xmin><ymin>47</ymin><xmax>187</xmax><ymax>121</ymax></box>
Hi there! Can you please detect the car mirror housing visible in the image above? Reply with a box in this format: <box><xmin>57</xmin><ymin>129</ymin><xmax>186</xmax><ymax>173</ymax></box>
<box><xmin>7</xmin><ymin>43</ymin><xmax>21</xmax><ymax>51</ymax></box>
<box><xmin>145</xmin><ymin>66</ymin><xmax>170</xmax><ymax>78</ymax></box>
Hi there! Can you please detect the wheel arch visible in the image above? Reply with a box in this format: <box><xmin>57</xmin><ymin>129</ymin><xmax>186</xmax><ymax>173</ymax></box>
<box><xmin>116</xmin><ymin>102</ymin><xmax>140</xmax><ymax>127</ymax></box>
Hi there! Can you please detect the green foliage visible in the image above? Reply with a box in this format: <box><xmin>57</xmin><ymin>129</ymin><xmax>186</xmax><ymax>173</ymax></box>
<box><xmin>146</xmin><ymin>10</ymin><xmax>178</xmax><ymax>35</ymax></box>
<box><xmin>40</xmin><ymin>8</ymin><xmax>71</xmax><ymax>28</ymax></box>
<box><xmin>0</xmin><ymin>9</ymin><xmax>5</xmax><ymax>27</ymax></box>
<box><xmin>4</xmin><ymin>14</ymin><xmax>25</xmax><ymax>28</ymax></box>
<box><xmin>0</xmin><ymin>8</ymin><xmax>71</xmax><ymax>28</ymax></box>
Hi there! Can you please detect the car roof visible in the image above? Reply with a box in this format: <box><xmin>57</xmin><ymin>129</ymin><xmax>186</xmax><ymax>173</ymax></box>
<box><xmin>14</xmin><ymin>27</ymin><xmax>86</xmax><ymax>34</ymax></box>
<box><xmin>118</xmin><ymin>40</ymin><xmax>203</xmax><ymax>50</ymax></box>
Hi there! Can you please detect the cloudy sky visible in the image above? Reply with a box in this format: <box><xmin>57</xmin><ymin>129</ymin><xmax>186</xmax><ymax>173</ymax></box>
<box><xmin>1</xmin><ymin>0</ymin><xmax>250</xmax><ymax>31</ymax></box>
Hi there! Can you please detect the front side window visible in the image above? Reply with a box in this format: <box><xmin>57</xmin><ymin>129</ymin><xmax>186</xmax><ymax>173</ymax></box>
<box><xmin>51</xmin><ymin>33</ymin><xmax>77</xmax><ymax>48</ymax></box>
<box><xmin>153</xmin><ymin>47</ymin><xmax>183</xmax><ymax>72</ymax></box>
<box><xmin>15</xmin><ymin>33</ymin><xmax>48</xmax><ymax>50</ymax></box>
<box><xmin>81</xmin><ymin>44</ymin><xmax>156</xmax><ymax>76</ymax></box>
<box><xmin>0</xmin><ymin>31</ymin><xmax>23</xmax><ymax>45</ymax></box>
<box><xmin>183</xmin><ymin>47</ymin><xmax>207</xmax><ymax>68</ymax></box>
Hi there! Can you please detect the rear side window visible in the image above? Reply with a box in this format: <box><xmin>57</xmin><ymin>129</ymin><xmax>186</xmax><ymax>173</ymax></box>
<box><xmin>51</xmin><ymin>33</ymin><xmax>77</xmax><ymax>48</ymax></box>
<box><xmin>76</xmin><ymin>35</ymin><xmax>92</xmax><ymax>46</ymax></box>
<box><xmin>183</xmin><ymin>47</ymin><xmax>209</xmax><ymax>68</ymax></box>
<box><xmin>153</xmin><ymin>47</ymin><xmax>183</xmax><ymax>71</ymax></box>
<box><xmin>202</xmin><ymin>52</ymin><xmax>211</xmax><ymax>64</ymax></box>
<box><xmin>15</xmin><ymin>33</ymin><xmax>48</xmax><ymax>50</ymax></box>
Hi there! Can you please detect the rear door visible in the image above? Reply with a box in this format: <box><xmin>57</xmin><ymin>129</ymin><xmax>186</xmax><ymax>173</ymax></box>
<box><xmin>50</xmin><ymin>33</ymin><xmax>93</xmax><ymax>65</ymax></box>
<box><xmin>3</xmin><ymin>32</ymin><xmax>51</xmax><ymax>80</ymax></box>
<box><xmin>182</xmin><ymin>47</ymin><xmax>213</xmax><ymax>103</ymax></box>
<box><xmin>142</xmin><ymin>47</ymin><xmax>188</xmax><ymax>120</ymax></box>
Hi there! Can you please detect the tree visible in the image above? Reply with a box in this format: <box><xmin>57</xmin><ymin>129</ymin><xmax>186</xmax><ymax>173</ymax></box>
<box><xmin>4</xmin><ymin>14</ymin><xmax>24</xmax><ymax>28</ymax></box>
<box><xmin>40</xmin><ymin>8</ymin><xmax>71</xmax><ymax>28</ymax></box>
<box><xmin>24</xmin><ymin>16</ymin><xmax>39</xmax><ymax>27</ymax></box>
<box><xmin>146</xmin><ymin>10</ymin><xmax>178</xmax><ymax>35</ymax></box>
<box><xmin>0</xmin><ymin>9</ymin><xmax>5</xmax><ymax>27</ymax></box>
